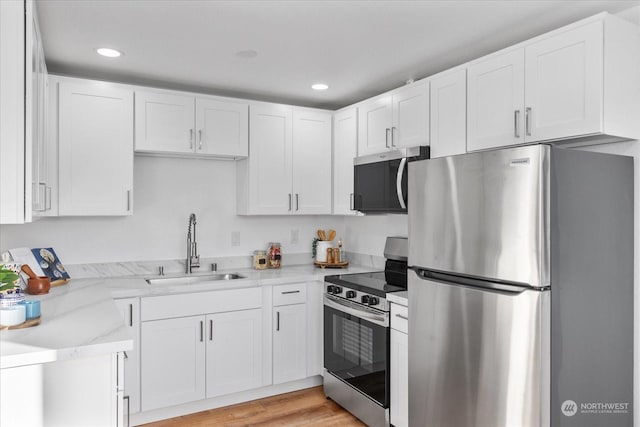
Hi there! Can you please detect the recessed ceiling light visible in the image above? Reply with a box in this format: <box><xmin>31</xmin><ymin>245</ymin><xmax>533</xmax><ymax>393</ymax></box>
<box><xmin>311</xmin><ymin>83</ymin><xmax>329</xmax><ymax>91</ymax></box>
<box><xmin>96</xmin><ymin>48</ymin><xmax>122</xmax><ymax>58</ymax></box>
<box><xmin>236</xmin><ymin>49</ymin><xmax>258</xmax><ymax>59</ymax></box>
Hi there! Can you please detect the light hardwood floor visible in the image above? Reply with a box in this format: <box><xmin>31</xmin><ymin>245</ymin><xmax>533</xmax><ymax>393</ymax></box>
<box><xmin>141</xmin><ymin>386</ymin><xmax>366</xmax><ymax>426</ymax></box>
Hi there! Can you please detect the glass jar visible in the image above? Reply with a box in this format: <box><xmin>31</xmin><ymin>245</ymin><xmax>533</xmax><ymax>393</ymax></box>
<box><xmin>268</xmin><ymin>242</ymin><xmax>281</xmax><ymax>269</ymax></box>
<box><xmin>253</xmin><ymin>250</ymin><xmax>268</xmax><ymax>270</ymax></box>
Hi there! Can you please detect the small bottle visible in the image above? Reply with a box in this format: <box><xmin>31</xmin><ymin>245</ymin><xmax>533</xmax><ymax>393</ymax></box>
<box><xmin>338</xmin><ymin>239</ymin><xmax>346</xmax><ymax>262</ymax></box>
<box><xmin>268</xmin><ymin>242</ymin><xmax>281</xmax><ymax>269</ymax></box>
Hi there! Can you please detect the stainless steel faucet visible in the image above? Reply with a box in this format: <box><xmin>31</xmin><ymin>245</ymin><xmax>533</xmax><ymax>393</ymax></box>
<box><xmin>186</xmin><ymin>213</ymin><xmax>200</xmax><ymax>274</ymax></box>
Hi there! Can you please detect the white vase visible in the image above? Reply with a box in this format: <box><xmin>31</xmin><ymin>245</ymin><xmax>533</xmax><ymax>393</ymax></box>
<box><xmin>316</xmin><ymin>241</ymin><xmax>332</xmax><ymax>262</ymax></box>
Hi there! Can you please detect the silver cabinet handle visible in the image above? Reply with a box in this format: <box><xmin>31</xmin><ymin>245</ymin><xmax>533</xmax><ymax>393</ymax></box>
<box><xmin>295</xmin><ymin>193</ymin><xmax>299</xmax><ymax>211</ymax></box>
<box><xmin>128</xmin><ymin>304</ymin><xmax>133</xmax><ymax>327</ymax></box>
<box><xmin>525</xmin><ymin>107</ymin><xmax>532</xmax><ymax>136</ymax></box>
<box><xmin>200</xmin><ymin>320</ymin><xmax>204</xmax><ymax>342</ymax></box>
<box><xmin>189</xmin><ymin>129</ymin><xmax>194</xmax><ymax>149</ymax></box>
<box><xmin>350</xmin><ymin>193</ymin><xmax>354</xmax><ymax>211</ymax></box>
<box><xmin>395</xmin><ymin>313</ymin><xmax>409</xmax><ymax>320</ymax></box>
<box><xmin>45</xmin><ymin>186</ymin><xmax>51</xmax><ymax>210</ymax></box>
<box><xmin>385</xmin><ymin>128</ymin><xmax>391</xmax><ymax>148</ymax></box>
<box><xmin>209</xmin><ymin>319</ymin><xmax>213</xmax><ymax>341</ymax></box>
<box><xmin>276</xmin><ymin>311</ymin><xmax>280</xmax><ymax>331</ymax></box>
<box><xmin>391</xmin><ymin>126</ymin><xmax>397</xmax><ymax>147</ymax></box>
<box><xmin>123</xmin><ymin>395</ymin><xmax>130</xmax><ymax>427</ymax></box>
<box><xmin>281</xmin><ymin>290</ymin><xmax>300</xmax><ymax>294</ymax></box>
<box><xmin>198</xmin><ymin>129</ymin><xmax>203</xmax><ymax>150</ymax></box>
<box><xmin>514</xmin><ymin>110</ymin><xmax>521</xmax><ymax>138</ymax></box>
<box><xmin>288</xmin><ymin>194</ymin><xmax>292</xmax><ymax>211</ymax></box>
<box><xmin>126</xmin><ymin>190</ymin><xmax>131</xmax><ymax>211</ymax></box>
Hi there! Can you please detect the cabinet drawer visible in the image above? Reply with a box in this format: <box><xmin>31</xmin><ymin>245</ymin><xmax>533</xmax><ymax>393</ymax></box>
<box><xmin>273</xmin><ymin>283</ymin><xmax>307</xmax><ymax>306</ymax></box>
<box><xmin>141</xmin><ymin>287</ymin><xmax>261</xmax><ymax>321</ymax></box>
<box><xmin>391</xmin><ymin>303</ymin><xmax>408</xmax><ymax>334</ymax></box>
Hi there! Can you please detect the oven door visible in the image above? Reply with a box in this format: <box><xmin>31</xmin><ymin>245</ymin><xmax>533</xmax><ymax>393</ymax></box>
<box><xmin>323</xmin><ymin>294</ymin><xmax>390</xmax><ymax>407</ymax></box>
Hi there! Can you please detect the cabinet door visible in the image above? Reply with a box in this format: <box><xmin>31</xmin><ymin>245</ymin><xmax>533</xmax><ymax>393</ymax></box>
<box><xmin>430</xmin><ymin>69</ymin><xmax>467</xmax><ymax>158</ymax></box>
<box><xmin>248</xmin><ymin>104</ymin><xmax>293</xmax><ymax>214</ymax></box>
<box><xmin>58</xmin><ymin>82</ymin><xmax>133</xmax><ymax>215</ymax></box>
<box><xmin>333</xmin><ymin>108</ymin><xmax>358</xmax><ymax>215</ymax></box>
<box><xmin>390</xmin><ymin>328</ymin><xmax>408</xmax><ymax>427</ymax></box>
<box><xmin>392</xmin><ymin>82</ymin><xmax>429</xmax><ymax>149</ymax></box>
<box><xmin>292</xmin><ymin>109</ymin><xmax>332</xmax><ymax>215</ymax></box>
<box><xmin>114</xmin><ymin>298</ymin><xmax>141</xmax><ymax>415</ymax></box>
<box><xmin>524</xmin><ymin>20</ymin><xmax>603</xmax><ymax>142</ymax></box>
<box><xmin>273</xmin><ymin>304</ymin><xmax>307</xmax><ymax>384</ymax></box>
<box><xmin>205</xmin><ymin>309</ymin><xmax>263</xmax><ymax>398</ymax></box>
<box><xmin>195</xmin><ymin>98</ymin><xmax>248</xmax><ymax>157</ymax></box>
<box><xmin>141</xmin><ymin>316</ymin><xmax>205</xmax><ymax>411</ymax></box>
<box><xmin>134</xmin><ymin>91</ymin><xmax>195</xmax><ymax>153</ymax></box>
<box><xmin>467</xmin><ymin>49</ymin><xmax>525</xmax><ymax>151</ymax></box>
<box><xmin>358</xmin><ymin>95</ymin><xmax>392</xmax><ymax>156</ymax></box>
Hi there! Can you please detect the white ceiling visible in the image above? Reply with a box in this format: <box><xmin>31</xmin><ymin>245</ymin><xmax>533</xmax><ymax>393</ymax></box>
<box><xmin>37</xmin><ymin>0</ymin><xmax>640</xmax><ymax>110</ymax></box>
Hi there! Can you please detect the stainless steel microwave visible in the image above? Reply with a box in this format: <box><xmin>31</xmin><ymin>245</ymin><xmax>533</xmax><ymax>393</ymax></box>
<box><xmin>353</xmin><ymin>146</ymin><xmax>429</xmax><ymax>214</ymax></box>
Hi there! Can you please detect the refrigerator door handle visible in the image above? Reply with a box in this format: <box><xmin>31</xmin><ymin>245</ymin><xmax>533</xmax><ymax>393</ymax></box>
<box><xmin>396</xmin><ymin>157</ymin><xmax>407</xmax><ymax>209</ymax></box>
<box><xmin>411</xmin><ymin>268</ymin><xmax>535</xmax><ymax>295</ymax></box>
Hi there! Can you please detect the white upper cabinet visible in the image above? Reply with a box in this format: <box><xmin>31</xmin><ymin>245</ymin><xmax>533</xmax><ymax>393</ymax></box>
<box><xmin>135</xmin><ymin>91</ymin><xmax>195</xmax><ymax>154</ymax></box>
<box><xmin>467</xmin><ymin>49</ymin><xmax>525</xmax><ymax>151</ymax></box>
<box><xmin>358</xmin><ymin>81</ymin><xmax>429</xmax><ymax>156</ymax></box>
<box><xmin>292</xmin><ymin>109</ymin><xmax>332</xmax><ymax>215</ymax></box>
<box><xmin>195</xmin><ymin>98</ymin><xmax>249</xmax><ymax>157</ymax></box>
<box><xmin>237</xmin><ymin>103</ymin><xmax>331</xmax><ymax>215</ymax></box>
<box><xmin>135</xmin><ymin>90</ymin><xmax>248</xmax><ymax>158</ymax></box>
<box><xmin>57</xmin><ymin>80</ymin><xmax>134</xmax><ymax>216</ymax></box>
<box><xmin>332</xmin><ymin>107</ymin><xmax>358</xmax><ymax>215</ymax></box>
<box><xmin>429</xmin><ymin>68</ymin><xmax>467</xmax><ymax>158</ymax></box>
<box><xmin>468</xmin><ymin>14</ymin><xmax>640</xmax><ymax>152</ymax></box>
<box><xmin>392</xmin><ymin>82</ymin><xmax>430</xmax><ymax>149</ymax></box>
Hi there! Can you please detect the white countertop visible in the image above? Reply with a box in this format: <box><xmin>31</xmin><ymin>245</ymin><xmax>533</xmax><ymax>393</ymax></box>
<box><xmin>1</xmin><ymin>263</ymin><xmax>378</xmax><ymax>369</ymax></box>
<box><xmin>388</xmin><ymin>290</ymin><xmax>408</xmax><ymax>306</ymax></box>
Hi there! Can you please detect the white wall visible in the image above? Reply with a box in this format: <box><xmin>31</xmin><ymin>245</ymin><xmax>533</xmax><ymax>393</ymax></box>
<box><xmin>0</xmin><ymin>156</ymin><xmax>346</xmax><ymax>263</ymax></box>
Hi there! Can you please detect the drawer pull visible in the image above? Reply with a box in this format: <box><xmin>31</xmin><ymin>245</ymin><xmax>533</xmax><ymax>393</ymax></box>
<box><xmin>281</xmin><ymin>290</ymin><xmax>300</xmax><ymax>294</ymax></box>
<box><xmin>395</xmin><ymin>313</ymin><xmax>408</xmax><ymax>320</ymax></box>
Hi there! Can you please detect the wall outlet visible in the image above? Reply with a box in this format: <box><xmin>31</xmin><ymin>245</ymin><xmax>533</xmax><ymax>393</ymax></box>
<box><xmin>290</xmin><ymin>229</ymin><xmax>299</xmax><ymax>244</ymax></box>
<box><xmin>231</xmin><ymin>231</ymin><xmax>241</xmax><ymax>247</ymax></box>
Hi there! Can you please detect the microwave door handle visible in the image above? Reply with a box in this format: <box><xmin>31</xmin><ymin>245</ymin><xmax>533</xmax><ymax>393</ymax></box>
<box><xmin>396</xmin><ymin>157</ymin><xmax>407</xmax><ymax>209</ymax></box>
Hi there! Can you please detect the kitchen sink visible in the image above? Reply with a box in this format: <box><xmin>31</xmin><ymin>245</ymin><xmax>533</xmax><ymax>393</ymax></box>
<box><xmin>145</xmin><ymin>273</ymin><xmax>245</xmax><ymax>285</ymax></box>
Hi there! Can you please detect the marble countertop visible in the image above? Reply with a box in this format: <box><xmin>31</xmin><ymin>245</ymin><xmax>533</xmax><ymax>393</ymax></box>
<box><xmin>1</xmin><ymin>263</ymin><xmax>379</xmax><ymax>369</ymax></box>
<box><xmin>1</xmin><ymin>280</ymin><xmax>132</xmax><ymax>369</ymax></box>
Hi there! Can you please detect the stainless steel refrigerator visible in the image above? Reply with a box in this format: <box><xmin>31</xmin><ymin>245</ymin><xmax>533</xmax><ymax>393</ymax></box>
<box><xmin>407</xmin><ymin>144</ymin><xmax>633</xmax><ymax>427</ymax></box>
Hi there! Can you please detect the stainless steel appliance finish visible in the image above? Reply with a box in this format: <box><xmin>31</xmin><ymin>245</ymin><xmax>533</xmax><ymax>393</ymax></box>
<box><xmin>409</xmin><ymin>144</ymin><xmax>550</xmax><ymax>288</ymax></box>
<box><xmin>408</xmin><ymin>145</ymin><xmax>634</xmax><ymax>427</ymax></box>
<box><xmin>323</xmin><ymin>236</ymin><xmax>408</xmax><ymax>427</ymax></box>
<box><xmin>409</xmin><ymin>272</ymin><xmax>550</xmax><ymax>427</ymax></box>
<box><xmin>324</xmin><ymin>370</ymin><xmax>389</xmax><ymax>427</ymax></box>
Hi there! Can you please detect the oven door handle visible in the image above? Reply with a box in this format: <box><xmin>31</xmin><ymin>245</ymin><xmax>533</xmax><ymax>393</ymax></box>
<box><xmin>324</xmin><ymin>294</ymin><xmax>389</xmax><ymax>327</ymax></box>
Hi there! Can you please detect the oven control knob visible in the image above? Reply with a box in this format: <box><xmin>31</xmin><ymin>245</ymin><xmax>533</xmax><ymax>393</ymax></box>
<box><xmin>332</xmin><ymin>286</ymin><xmax>343</xmax><ymax>295</ymax></box>
<box><xmin>368</xmin><ymin>297</ymin><xmax>379</xmax><ymax>306</ymax></box>
<box><xmin>327</xmin><ymin>285</ymin><xmax>335</xmax><ymax>294</ymax></box>
<box><xmin>346</xmin><ymin>290</ymin><xmax>356</xmax><ymax>299</ymax></box>
<box><xmin>361</xmin><ymin>295</ymin><xmax>370</xmax><ymax>304</ymax></box>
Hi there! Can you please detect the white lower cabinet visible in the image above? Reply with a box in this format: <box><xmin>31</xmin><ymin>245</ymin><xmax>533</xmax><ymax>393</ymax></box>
<box><xmin>272</xmin><ymin>283</ymin><xmax>307</xmax><ymax>384</ymax></box>
<box><xmin>205</xmin><ymin>309</ymin><xmax>263</xmax><ymax>398</ymax></box>
<box><xmin>390</xmin><ymin>302</ymin><xmax>408</xmax><ymax>427</ymax></box>
<box><xmin>141</xmin><ymin>315</ymin><xmax>206</xmax><ymax>411</ymax></box>
<box><xmin>114</xmin><ymin>297</ymin><xmax>141</xmax><ymax>417</ymax></box>
<box><xmin>140</xmin><ymin>288</ymin><xmax>264</xmax><ymax>412</ymax></box>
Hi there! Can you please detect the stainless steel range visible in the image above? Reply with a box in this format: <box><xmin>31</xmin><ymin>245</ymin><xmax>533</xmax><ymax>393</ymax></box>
<box><xmin>323</xmin><ymin>236</ymin><xmax>407</xmax><ymax>427</ymax></box>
